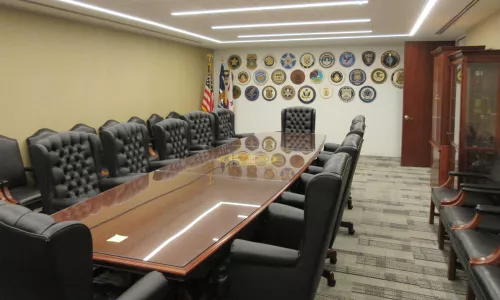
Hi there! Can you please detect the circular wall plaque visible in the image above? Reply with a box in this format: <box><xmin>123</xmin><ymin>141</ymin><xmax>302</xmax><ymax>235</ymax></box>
<box><xmin>291</xmin><ymin>70</ymin><xmax>306</xmax><ymax>85</ymax></box>
<box><xmin>253</xmin><ymin>69</ymin><xmax>269</xmax><ymax>86</ymax></box>
<box><xmin>262</xmin><ymin>86</ymin><xmax>277</xmax><ymax>101</ymax></box>
<box><xmin>281</xmin><ymin>85</ymin><xmax>295</xmax><ymax>100</ymax></box>
<box><xmin>330</xmin><ymin>71</ymin><xmax>345</xmax><ymax>85</ymax></box>
<box><xmin>391</xmin><ymin>69</ymin><xmax>404</xmax><ymax>88</ymax></box>
<box><xmin>298</xmin><ymin>86</ymin><xmax>316</xmax><ymax>104</ymax></box>
<box><xmin>245</xmin><ymin>86</ymin><xmax>260</xmax><ymax>101</ymax></box>
<box><xmin>271</xmin><ymin>69</ymin><xmax>287</xmax><ymax>85</ymax></box>
<box><xmin>310</xmin><ymin>70</ymin><xmax>324</xmax><ymax>84</ymax></box>
<box><xmin>371</xmin><ymin>68</ymin><xmax>387</xmax><ymax>84</ymax></box>
<box><xmin>263</xmin><ymin>55</ymin><xmax>276</xmax><ymax>68</ymax></box>
<box><xmin>381</xmin><ymin>50</ymin><xmax>401</xmax><ymax>69</ymax></box>
<box><xmin>349</xmin><ymin>69</ymin><xmax>367</xmax><ymax>86</ymax></box>
<box><xmin>280</xmin><ymin>53</ymin><xmax>297</xmax><ymax>69</ymax></box>
<box><xmin>228</xmin><ymin>55</ymin><xmax>242</xmax><ymax>70</ymax></box>
<box><xmin>300</xmin><ymin>53</ymin><xmax>315</xmax><ymax>68</ymax></box>
<box><xmin>359</xmin><ymin>86</ymin><xmax>377</xmax><ymax>103</ymax></box>
<box><xmin>237</xmin><ymin>70</ymin><xmax>250</xmax><ymax>85</ymax></box>
<box><xmin>339</xmin><ymin>52</ymin><xmax>356</xmax><ymax>67</ymax></box>
<box><xmin>233</xmin><ymin>86</ymin><xmax>241</xmax><ymax>99</ymax></box>
<box><xmin>319</xmin><ymin>52</ymin><xmax>335</xmax><ymax>68</ymax></box>
<box><xmin>338</xmin><ymin>86</ymin><xmax>355</xmax><ymax>102</ymax></box>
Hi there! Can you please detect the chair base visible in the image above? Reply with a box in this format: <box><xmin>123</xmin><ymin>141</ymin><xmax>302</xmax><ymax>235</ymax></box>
<box><xmin>322</xmin><ymin>270</ymin><xmax>336</xmax><ymax>287</ymax></box>
<box><xmin>448</xmin><ymin>247</ymin><xmax>457</xmax><ymax>281</ymax></box>
<box><xmin>326</xmin><ymin>249</ymin><xmax>337</xmax><ymax>264</ymax></box>
<box><xmin>341</xmin><ymin>221</ymin><xmax>355</xmax><ymax>235</ymax></box>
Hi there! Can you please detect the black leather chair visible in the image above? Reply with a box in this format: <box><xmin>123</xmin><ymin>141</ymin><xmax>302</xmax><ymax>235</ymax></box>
<box><xmin>181</xmin><ymin>111</ymin><xmax>216</xmax><ymax>154</ymax></box>
<box><xmin>128</xmin><ymin>116</ymin><xmax>147</xmax><ymax>127</ymax></box>
<box><xmin>0</xmin><ymin>135</ymin><xmax>42</xmax><ymax>208</ymax></box>
<box><xmin>152</xmin><ymin>119</ymin><xmax>191</xmax><ymax>160</ymax></box>
<box><xmin>227</xmin><ymin>153</ymin><xmax>351</xmax><ymax>299</ymax></box>
<box><xmin>167</xmin><ymin>111</ymin><xmax>182</xmax><ymax>119</ymax></box>
<box><xmin>70</xmin><ymin>123</ymin><xmax>97</xmax><ymax>135</ymax></box>
<box><xmin>27</xmin><ymin>128</ymin><xmax>57</xmax><ymax>147</ymax></box>
<box><xmin>322</xmin><ymin>121</ymin><xmax>366</xmax><ymax>154</ymax></box>
<box><xmin>100</xmin><ymin>123</ymin><xmax>179</xmax><ymax>178</ymax></box>
<box><xmin>352</xmin><ymin>115</ymin><xmax>366</xmax><ymax>124</ymax></box>
<box><xmin>99</xmin><ymin>119</ymin><xmax>119</xmax><ymax>133</ymax></box>
<box><xmin>0</xmin><ymin>200</ymin><xmax>169</xmax><ymax>300</ymax></box>
<box><xmin>211</xmin><ymin>108</ymin><xmax>253</xmax><ymax>146</ymax></box>
<box><xmin>30</xmin><ymin>131</ymin><xmax>136</xmax><ymax>213</ymax></box>
<box><xmin>147</xmin><ymin>114</ymin><xmax>164</xmax><ymax>144</ymax></box>
<box><xmin>430</xmin><ymin>159</ymin><xmax>500</xmax><ymax>226</ymax></box>
<box><xmin>469</xmin><ymin>264</ymin><xmax>500</xmax><ymax>300</ymax></box>
<box><xmin>281</xmin><ymin>107</ymin><xmax>316</xmax><ymax>134</ymax></box>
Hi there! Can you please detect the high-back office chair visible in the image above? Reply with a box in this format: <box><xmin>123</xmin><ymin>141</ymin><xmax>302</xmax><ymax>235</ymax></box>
<box><xmin>281</xmin><ymin>107</ymin><xmax>316</xmax><ymax>134</ymax></box>
<box><xmin>181</xmin><ymin>111</ymin><xmax>216</xmax><ymax>154</ymax></box>
<box><xmin>70</xmin><ymin>123</ymin><xmax>97</xmax><ymax>135</ymax></box>
<box><xmin>167</xmin><ymin>111</ymin><xmax>181</xmax><ymax>119</ymax></box>
<box><xmin>0</xmin><ymin>135</ymin><xmax>42</xmax><ymax>208</ymax></box>
<box><xmin>227</xmin><ymin>153</ymin><xmax>351</xmax><ymax>300</ymax></box>
<box><xmin>100</xmin><ymin>123</ymin><xmax>179</xmax><ymax>178</ymax></box>
<box><xmin>128</xmin><ymin>116</ymin><xmax>147</xmax><ymax>127</ymax></box>
<box><xmin>26</xmin><ymin>128</ymin><xmax>57</xmax><ymax>147</ymax></box>
<box><xmin>98</xmin><ymin>119</ymin><xmax>119</xmax><ymax>133</ymax></box>
<box><xmin>0</xmin><ymin>200</ymin><xmax>169</xmax><ymax>300</ymax></box>
<box><xmin>211</xmin><ymin>108</ymin><xmax>253</xmax><ymax>144</ymax></box>
<box><xmin>352</xmin><ymin>115</ymin><xmax>366</xmax><ymax>124</ymax></box>
<box><xmin>152</xmin><ymin>119</ymin><xmax>190</xmax><ymax>160</ymax></box>
<box><xmin>323</xmin><ymin>119</ymin><xmax>366</xmax><ymax>153</ymax></box>
<box><xmin>146</xmin><ymin>114</ymin><xmax>164</xmax><ymax>145</ymax></box>
<box><xmin>30</xmin><ymin>131</ymin><xmax>132</xmax><ymax>213</ymax></box>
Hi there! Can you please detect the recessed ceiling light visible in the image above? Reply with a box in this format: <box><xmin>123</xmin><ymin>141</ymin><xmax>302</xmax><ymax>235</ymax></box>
<box><xmin>221</xmin><ymin>34</ymin><xmax>409</xmax><ymax>44</ymax></box>
<box><xmin>54</xmin><ymin>0</ymin><xmax>220</xmax><ymax>43</ymax></box>
<box><xmin>172</xmin><ymin>1</ymin><xmax>368</xmax><ymax>16</ymax></box>
<box><xmin>410</xmin><ymin>0</ymin><xmax>438</xmax><ymax>36</ymax></box>
<box><xmin>238</xmin><ymin>30</ymin><xmax>373</xmax><ymax>38</ymax></box>
<box><xmin>213</xmin><ymin>19</ymin><xmax>371</xmax><ymax>30</ymax></box>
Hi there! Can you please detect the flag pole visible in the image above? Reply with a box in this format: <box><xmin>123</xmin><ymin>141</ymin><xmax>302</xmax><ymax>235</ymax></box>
<box><xmin>207</xmin><ymin>53</ymin><xmax>214</xmax><ymax>94</ymax></box>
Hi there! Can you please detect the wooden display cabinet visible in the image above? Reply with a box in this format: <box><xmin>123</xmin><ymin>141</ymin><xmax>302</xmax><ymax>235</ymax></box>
<box><xmin>449</xmin><ymin>50</ymin><xmax>500</xmax><ymax>178</ymax></box>
<box><xmin>430</xmin><ymin>46</ymin><xmax>485</xmax><ymax>187</ymax></box>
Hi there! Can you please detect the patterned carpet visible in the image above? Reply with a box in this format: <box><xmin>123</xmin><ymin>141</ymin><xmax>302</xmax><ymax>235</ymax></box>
<box><xmin>315</xmin><ymin>156</ymin><xmax>467</xmax><ymax>300</ymax></box>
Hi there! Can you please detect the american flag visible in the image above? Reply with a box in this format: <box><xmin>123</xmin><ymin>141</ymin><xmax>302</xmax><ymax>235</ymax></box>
<box><xmin>202</xmin><ymin>72</ymin><xmax>214</xmax><ymax>112</ymax></box>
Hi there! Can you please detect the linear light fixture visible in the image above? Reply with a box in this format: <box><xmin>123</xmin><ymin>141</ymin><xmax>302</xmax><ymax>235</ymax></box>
<box><xmin>221</xmin><ymin>34</ymin><xmax>409</xmax><ymax>44</ymax></box>
<box><xmin>172</xmin><ymin>1</ymin><xmax>368</xmax><ymax>16</ymax></box>
<box><xmin>212</xmin><ymin>19</ymin><xmax>371</xmax><ymax>30</ymax></box>
<box><xmin>238</xmin><ymin>30</ymin><xmax>373</xmax><ymax>38</ymax></box>
<box><xmin>410</xmin><ymin>0</ymin><xmax>438</xmax><ymax>36</ymax></box>
<box><xmin>54</xmin><ymin>0</ymin><xmax>220</xmax><ymax>43</ymax></box>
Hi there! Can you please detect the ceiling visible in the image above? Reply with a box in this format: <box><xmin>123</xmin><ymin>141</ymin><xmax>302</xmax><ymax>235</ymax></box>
<box><xmin>2</xmin><ymin>0</ymin><xmax>500</xmax><ymax>49</ymax></box>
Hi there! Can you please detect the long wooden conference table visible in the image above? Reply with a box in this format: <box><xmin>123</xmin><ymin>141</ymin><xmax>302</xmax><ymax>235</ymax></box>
<box><xmin>52</xmin><ymin>132</ymin><xmax>326</xmax><ymax>280</ymax></box>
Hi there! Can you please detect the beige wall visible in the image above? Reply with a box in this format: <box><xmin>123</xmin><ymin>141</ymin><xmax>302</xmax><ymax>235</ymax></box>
<box><xmin>0</xmin><ymin>6</ymin><xmax>210</xmax><ymax>163</ymax></box>
<box><xmin>465</xmin><ymin>9</ymin><xmax>500</xmax><ymax>49</ymax></box>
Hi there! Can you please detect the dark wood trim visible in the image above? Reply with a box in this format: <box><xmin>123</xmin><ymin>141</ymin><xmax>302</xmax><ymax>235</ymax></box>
<box><xmin>441</xmin><ymin>191</ymin><xmax>463</xmax><ymax>205</ymax></box>
<box><xmin>91</xmin><ymin>135</ymin><xmax>326</xmax><ymax>277</ymax></box>
<box><xmin>149</xmin><ymin>146</ymin><xmax>158</xmax><ymax>158</ymax></box>
<box><xmin>470</xmin><ymin>247</ymin><xmax>500</xmax><ymax>265</ymax></box>
<box><xmin>431</xmin><ymin>46</ymin><xmax>485</xmax><ymax>55</ymax></box>
<box><xmin>1</xmin><ymin>186</ymin><xmax>19</xmax><ymax>204</ymax></box>
<box><xmin>466</xmin><ymin>284</ymin><xmax>475</xmax><ymax>300</ymax></box>
<box><xmin>452</xmin><ymin>214</ymin><xmax>481</xmax><ymax>230</ymax></box>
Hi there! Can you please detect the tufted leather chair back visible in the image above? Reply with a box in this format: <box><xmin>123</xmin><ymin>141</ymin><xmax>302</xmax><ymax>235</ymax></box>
<box><xmin>128</xmin><ymin>116</ymin><xmax>147</xmax><ymax>127</ymax></box>
<box><xmin>181</xmin><ymin>111</ymin><xmax>216</xmax><ymax>147</ymax></box>
<box><xmin>348</xmin><ymin>122</ymin><xmax>366</xmax><ymax>138</ymax></box>
<box><xmin>98</xmin><ymin>119</ymin><xmax>119</xmax><ymax>133</ymax></box>
<box><xmin>212</xmin><ymin>108</ymin><xmax>236</xmax><ymax>140</ymax></box>
<box><xmin>167</xmin><ymin>111</ymin><xmax>182</xmax><ymax>119</ymax></box>
<box><xmin>30</xmin><ymin>132</ymin><xmax>103</xmax><ymax>211</ymax></box>
<box><xmin>281</xmin><ymin>107</ymin><xmax>316</xmax><ymax>134</ymax></box>
<box><xmin>147</xmin><ymin>114</ymin><xmax>164</xmax><ymax>139</ymax></box>
<box><xmin>0</xmin><ymin>201</ymin><xmax>94</xmax><ymax>300</ymax></box>
<box><xmin>70</xmin><ymin>123</ymin><xmax>97</xmax><ymax>135</ymax></box>
<box><xmin>0</xmin><ymin>136</ymin><xmax>28</xmax><ymax>189</ymax></box>
<box><xmin>152</xmin><ymin>119</ymin><xmax>190</xmax><ymax>160</ymax></box>
<box><xmin>26</xmin><ymin>128</ymin><xmax>57</xmax><ymax>147</ymax></box>
<box><xmin>100</xmin><ymin>123</ymin><xmax>150</xmax><ymax>177</ymax></box>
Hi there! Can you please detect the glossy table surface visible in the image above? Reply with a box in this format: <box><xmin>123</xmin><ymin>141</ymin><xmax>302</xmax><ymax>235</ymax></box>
<box><xmin>52</xmin><ymin>132</ymin><xmax>325</xmax><ymax>276</ymax></box>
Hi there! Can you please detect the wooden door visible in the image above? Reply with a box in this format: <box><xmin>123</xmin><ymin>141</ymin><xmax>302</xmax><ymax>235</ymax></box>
<box><xmin>401</xmin><ymin>41</ymin><xmax>454</xmax><ymax>167</ymax></box>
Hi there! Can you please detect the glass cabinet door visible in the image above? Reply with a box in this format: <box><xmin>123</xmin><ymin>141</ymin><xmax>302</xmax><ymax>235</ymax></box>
<box><xmin>449</xmin><ymin>64</ymin><xmax>462</xmax><ymax>147</ymax></box>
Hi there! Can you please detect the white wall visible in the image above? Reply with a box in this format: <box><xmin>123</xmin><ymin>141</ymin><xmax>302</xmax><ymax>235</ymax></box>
<box><xmin>214</xmin><ymin>45</ymin><xmax>404</xmax><ymax>158</ymax></box>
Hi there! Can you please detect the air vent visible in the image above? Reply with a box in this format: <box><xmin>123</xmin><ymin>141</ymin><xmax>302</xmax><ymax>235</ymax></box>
<box><xmin>436</xmin><ymin>0</ymin><xmax>480</xmax><ymax>34</ymax></box>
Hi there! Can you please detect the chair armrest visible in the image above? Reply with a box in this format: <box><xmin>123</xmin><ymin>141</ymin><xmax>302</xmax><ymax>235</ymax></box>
<box><xmin>278</xmin><ymin>192</ymin><xmax>305</xmax><ymax>209</ymax></box>
<box><xmin>463</xmin><ymin>187</ymin><xmax>500</xmax><ymax>196</ymax></box>
<box><xmin>0</xmin><ymin>181</ymin><xmax>19</xmax><ymax>204</ymax></box>
<box><xmin>476</xmin><ymin>205</ymin><xmax>500</xmax><ymax>216</ymax></box>
<box><xmin>99</xmin><ymin>175</ymin><xmax>143</xmax><ymax>191</ymax></box>
<box><xmin>149</xmin><ymin>158</ymin><xmax>181</xmax><ymax>171</ymax></box>
<box><xmin>189</xmin><ymin>144</ymin><xmax>211</xmax><ymax>151</ymax></box>
<box><xmin>117</xmin><ymin>271</ymin><xmax>169</xmax><ymax>300</ymax></box>
<box><xmin>449</xmin><ymin>171</ymin><xmax>490</xmax><ymax>179</ymax></box>
<box><xmin>460</xmin><ymin>183</ymin><xmax>500</xmax><ymax>190</ymax></box>
<box><xmin>234</xmin><ymin>133</ymin><xmax>254</xmax><ymax>138</ymax></box>
<box><xmin>300</xmin><ymin>173</ymin><xmax>314</xmax><ymax>187</ymax></box>
<box><xmin>307</xmin><ymin>166</ymin><xmax>323</xmax><ymax>175</ymax></box>
<box><xmin>230</xmin><ymin>239</ymin><xmax>299</xmax><ymax>267</ymax></box>
<box><xmin>324</xmin><ymin>142</ymin><xmax>340</xmax><ymax>153</ymax></box>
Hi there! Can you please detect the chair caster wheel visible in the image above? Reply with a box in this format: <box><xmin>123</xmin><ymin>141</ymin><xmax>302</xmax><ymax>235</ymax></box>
<box><xmin>348</xmin><ymin>229</ymin><xmax>355</xmax><ymax>235</ymax></box>
<box><xmin>327</xmin><ymin>276</ymin><xmax>336</xmax><ymax>287</ymax></box>
<box><xmin>322</xmin><ymin>270</ymin><xmax>336</xmax><ymax>287</ymax></box>
<box><xmin>329</xmin><ymin>257</ymin><xmax>337</xmax><ymax>265</ymax></box>
<box><xmin>347</xmin><ymin>203</ymin><xmax>353</xmax><ymax>210</ymax></box>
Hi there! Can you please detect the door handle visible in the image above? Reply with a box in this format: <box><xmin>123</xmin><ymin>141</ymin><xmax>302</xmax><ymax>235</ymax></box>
<box><xmin>404</xmin><ymin>115</ymin><xmax>413</xmax><ymax>121</ymax></box>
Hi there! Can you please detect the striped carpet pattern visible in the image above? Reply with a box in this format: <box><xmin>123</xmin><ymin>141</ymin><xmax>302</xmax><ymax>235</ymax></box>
<box><xmin>315</xmin><ymin>156</ymin><xmax>466</xmax><ymax>300</ymax></box>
